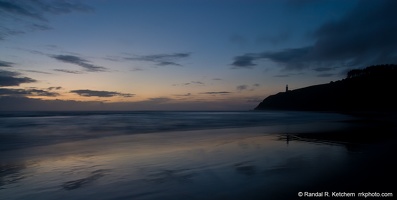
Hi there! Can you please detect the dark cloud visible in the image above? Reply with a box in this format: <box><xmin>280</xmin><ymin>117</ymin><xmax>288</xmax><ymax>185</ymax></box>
<box><xmin>307</xmin><ymin>0</ymin><xmax>397</xmax><ymax>67</ymax></box>
<box><xmin>174</xmin><ymin>93</ymin><xmax>192</xmax><ymax>97</ymax></box>
<box><xmin>236</xmin><ymin>85</ymin><xmax>248</xmax><ymax>91</ymax></box>
<box><xmin>259</xmin><ymin>47</ymin><xmax>312</xmax><ymax>70</ymax></box>
<box><xmin>51</xmin><ymin>55</ymin><xmax>107</xmax><ymax>72</ymax></box>
<box><xmin>232</xmin><ymin>0</ymin><xmax>397</xmax><ymax>70</ymax></box>
<box><xmin>200</xmin><ymin>91</ymin><xmax>231</xmax><ymax>95</ymax></box>
<box><xmin>54</xmin><ymin>69</ymin><xmax>83</xmax><ymax>74</ymax></box>
<box><xmin>156</xmin><ymin>61</ymin><xmax>181</xmax><ymax>67</ymax></box>
<box><xmin>146</xmin><ymin>97</ymin><xmax>173</xmax><ymax>103</ymax></box>
<box><xmin>231</xmin><ymin>54</ymin><xmax>257</xmax><ymax>68</ymax></box>
<box><xmin>0</xmin><ymin>60</ymin><xmax>14</xmax><ymax>67</ymax></box>
<box><xmin>0</xmin><ymin>0</ymin><xmax>92</xmax><ymax>19</ymax></box>
<box><xmin>48</xmin><ymin>86</ymin><xmax>62</xmax><ymax>90</ymax></box>
<box><xmin>0</xmin><ymin>0</ymin><xmax>93</xmax><ymax>40</ymax></box>
<box><xmin>0</xmin><ymin>0</ymin><xmax>45</xmax><ymax>21</ymax></box>
<box><xmin>236</xmin><ymin>84</ymin><xmax>260</xmax><ymax>92</ymax></box>
<box><xmin>0</xmin><ymin>70</ymin><xmax>19</xmax><ymax>77</ymax></box>
<box><xmin>125</xmin><ymin>53</ymin><xmax>191</xmax><ymax>66</ymax></box>
<box><xmin>231</xmin><ymin>47</ymin><xmax>312</xmax><ymax>69</ymax></box>
<box><xmin>191</xmin><ymin>81</ymin><xmax>204</xmax><ymax>85</ymax></box>
<box><xmin>32</xmin><ymin>0</ymin><xmax>93</xmax><ymax>15</ymax></box>
<box><xmin>0</xmin><ymin>70</ymin><xmax>36</xmax><ymax>86</ymax></box>
<box><xmin>131</xmin><ymin>68</ymin><xmax>144</xmax><ymax>72</ymax></box>
<box><xmin>174</xmin><ymin>81</ymin><xmax>204</xmax><ymax>86</ymax></box>
<box><xmin>23</xmin><ymin>70</ymin><xmax>52</xmax><ymax>74</ymax></box>
<box><xmin>71</xmin><ymin>89</ymin><xmax>134</xmax><ymax>98</ymax></box>
<box><xmin>0</xmin><ymin>27</ymin><xmax>25</xmax><ymax>40</ymax></box>
<box><xmin>103</xmin><ymin>55</ymin><xmax>122</xmax><ymax>62</ymax></box>
<box><xmin>0</xmin><ymin>88</ymin><xmax>59</xmax><ymax>97</ymax></box>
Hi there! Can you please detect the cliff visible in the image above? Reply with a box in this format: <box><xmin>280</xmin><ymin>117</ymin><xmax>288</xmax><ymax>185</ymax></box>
<box><xmin>255</xmin><ymin>64</ymin><xmax>397</xmax><ymax>112</ymax></box>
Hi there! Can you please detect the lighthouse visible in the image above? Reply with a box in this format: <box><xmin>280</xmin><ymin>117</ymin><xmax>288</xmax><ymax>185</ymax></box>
<box><xmin>286</xmin><ymin>84</ymin><xmax>289</xmax><ymax>92</ymax></box>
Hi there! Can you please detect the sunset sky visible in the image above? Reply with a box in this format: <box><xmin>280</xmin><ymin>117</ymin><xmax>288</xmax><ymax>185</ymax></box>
<box><xmin>1</xmin><ymin>0</ymin><xmax>396</xmax><ymax>110</ymax></box>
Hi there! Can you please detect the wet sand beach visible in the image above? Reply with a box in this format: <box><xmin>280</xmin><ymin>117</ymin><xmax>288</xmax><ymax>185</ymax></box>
<box><xmin>1</xmin><ymin>118</ymin><xmax>395</xmax><ymax>200</ymax></box>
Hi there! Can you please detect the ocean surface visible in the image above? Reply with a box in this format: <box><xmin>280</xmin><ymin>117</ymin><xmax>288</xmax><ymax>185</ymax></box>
<box><xmin>0</xmin><ymin>111</ymin><xmax>351</xmax><ymax>151</ymax></box>
<box><xmin>1</xmin><ymin>111</ymin><xmax>395</xmax><ymax>200</ymax></box>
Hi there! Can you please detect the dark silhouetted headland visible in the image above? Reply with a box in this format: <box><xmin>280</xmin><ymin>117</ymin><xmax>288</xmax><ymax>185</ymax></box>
<box><xmin>255</xmin><ymin>64</ymin><xmax>397</xmax><ymax>112</ymax></box>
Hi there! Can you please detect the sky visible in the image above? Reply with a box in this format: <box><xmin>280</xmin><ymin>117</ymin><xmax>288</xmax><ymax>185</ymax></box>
<box><xmin>0</xmin><ymin>0</ymin><xmax>396</xmax><ymax>111</ymax></box>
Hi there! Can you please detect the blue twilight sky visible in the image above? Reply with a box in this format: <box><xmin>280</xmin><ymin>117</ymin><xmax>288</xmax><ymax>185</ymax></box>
<box><xmin>0</xmin><ymin>0</ymin><xmax>396</xmax><ymax>110</ymax></box>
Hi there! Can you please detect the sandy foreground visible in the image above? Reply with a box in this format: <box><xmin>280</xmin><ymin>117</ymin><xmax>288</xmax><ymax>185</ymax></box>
<box><xmin>1</xmin><ymin>121</ymin><xmax>396</xmax><ymax>200</ymax></box>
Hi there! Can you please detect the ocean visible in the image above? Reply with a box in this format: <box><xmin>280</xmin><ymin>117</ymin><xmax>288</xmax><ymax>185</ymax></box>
<box><xmin>0</xmin><ymin>111</ymin><xmax>351</xmax><ymax>151</ymax></box>
<box><xmin>0</xmin><ymin>111</ymin><xmax>395</xmax><ymax>200</ymax></box>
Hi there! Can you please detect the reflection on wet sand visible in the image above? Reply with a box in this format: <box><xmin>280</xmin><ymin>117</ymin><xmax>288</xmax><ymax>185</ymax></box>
<box><xmin>0</xmin><ymin>163</ymin><xmax>27</xmax><ymax>189</ymax></box>
<box><xmin>279</xmin><ymin>118</ymin><xmax>397</xmax><ymax>152</ymax></box>
<box><xmin>0</xmin><ymin>122</ymin><xmax>395</xmax><ymax>200</ymax></box>
<box><xmin>62</xmin><ymin>169</ymin><xmax>111</xmax><ymax>190</ymax></box>
<box><xmin>234</xmin><ymin>161</ymin><xmax>256</xmax><ymax>176</ymax></box>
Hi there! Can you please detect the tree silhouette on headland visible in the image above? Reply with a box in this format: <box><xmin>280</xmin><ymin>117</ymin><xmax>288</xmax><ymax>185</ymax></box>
<box><xmin>347</xmin><ymin>64</ymin><xmax>397</xmax><ymax>79</ymax></box>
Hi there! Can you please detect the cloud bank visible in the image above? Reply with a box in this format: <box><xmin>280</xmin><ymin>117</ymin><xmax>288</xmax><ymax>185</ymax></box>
<box><xmin>231</xmin><ymin>0</ymin><xmax>397</xmax><ymax>70</ymax></box>
<box><xmin>0</xmin><ymin>60</ymin><xmax>14</xmax><ymax>67</ymax></box>
<box><xmin>173</xmin><ymin>81</ymin><xmax>204</xmax><ymax>86</ymax></box>
<box><xmin>124</xmin><ymin>53</ymin><xmax>191</xmax><ymax>66</ymax></box>
<box><xmin>236</xmin><ymin>84</ymin><xmax>260</xmax><ymax>92</ymax></box>
<box><xmin>53</xmin><ymin>69</ymin><xmax>84</xmax><ymax>74</ymax></box>
<box><xmin>71</xmin><ymin>89</ymin><xmax>134</xmax><ymax>98</ymax></box>
<box><xmin>0</xmin><ymin>70</ymin><xmax>36</xmax><ymax>86</ymax></box>
<box><xmin>51</xmin><ymin>55</ymin><xmax>107</xmax><ymax>72</ymax></box>
<box><xmin>0</xmin><ymin>0</ymin><xmax>93</xmax><ymax>40</ymax></box>
<box><xmin>200</xmin><ymin>91</ymin><xmax>231</xmax><ymax>95</ymax></box>
<box><xmin>0</xmin><ymin>88</ymin><xmax>59</xmax><ymax>97</ymax></box>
